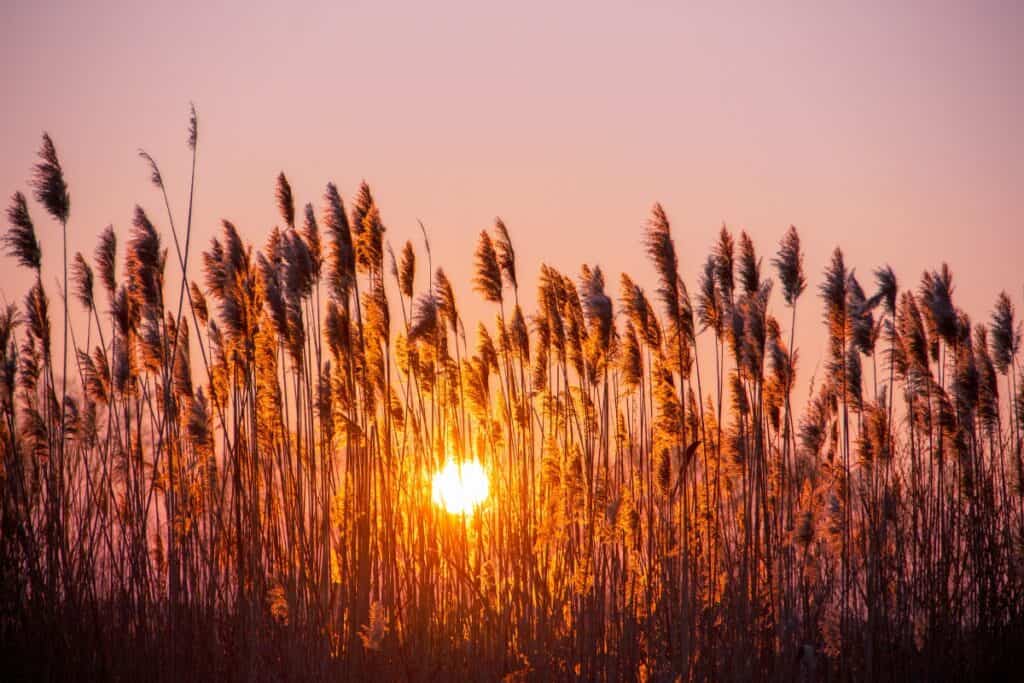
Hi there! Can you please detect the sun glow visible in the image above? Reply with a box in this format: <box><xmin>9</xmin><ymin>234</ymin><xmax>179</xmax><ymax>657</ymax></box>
<box><xmin>432</xmin><ymin>460</ymin><xmax>489</xmax><ymax>515</ymax></box>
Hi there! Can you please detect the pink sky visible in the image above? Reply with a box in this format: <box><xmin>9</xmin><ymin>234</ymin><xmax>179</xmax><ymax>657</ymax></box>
<box><xmin>2</xmin><ymin>0</ymin><xmax>1023</xmax><ymax>402</ymax></box>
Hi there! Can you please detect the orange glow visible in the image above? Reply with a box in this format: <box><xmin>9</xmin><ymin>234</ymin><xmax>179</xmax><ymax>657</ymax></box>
<box><xmin>431</xmin><ymin>460</ymin><xmax>489</xmax><ymax>515</ymax></box>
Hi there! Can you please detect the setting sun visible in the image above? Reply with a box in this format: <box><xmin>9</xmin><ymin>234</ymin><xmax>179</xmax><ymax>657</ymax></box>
<box><xmin>431</xmin><ymin>460</ymin><xmax>489</xmax><ymax>515</ymax></box>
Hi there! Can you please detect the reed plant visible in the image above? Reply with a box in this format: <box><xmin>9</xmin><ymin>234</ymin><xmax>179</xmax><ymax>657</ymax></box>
<box><xmin>2</xmin><ymin>113</ymin><xmax>1023</xmax><ymax>681</ymax></box>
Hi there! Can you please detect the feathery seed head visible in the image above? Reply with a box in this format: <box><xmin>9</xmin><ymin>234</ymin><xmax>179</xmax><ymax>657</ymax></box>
<box><xmin>32</xmin><ymin>133</ymin><xmax>70</xmax><ymax>224</ymax></box>
<box><xmin>399</xmin><ymin>240</ymin><xmax>415</xmax><ymax>298</ymax></box>
<box><xmin>324</xmin><ymin>183</ymin><xmax>354</xmax><ymax>304</ymax></box>
<box><xmin>990</xmin><ymin>291</ymin><xmax>1020</xmax><ymax>374</ymax></box>
<box><xmin>474</xmin><ymin>230</ymin><xmax>503</xmax><ymax>303</ymax></box>
<box><xmin>3</xmin><ymin>192</ymin><xmax>41</xmax><ymax>271</ymax></box>
<box><xmin>276</xmin><ymin>172</ymin><xmax>295</xmax><ymax>229</ymax></box>
<box><xmin>71</xmin><ymin>252</ymin><xmax>94</xmax><ymax>310</ymax></box>
<box><xmin>302</xmin><ymin>202</ymin><xmax>322</xmax><ymax>278</ymax></box>
<box><xmin>772</xmin><ymin>225</ymin><xmax>806</xmax><ymax>306</ymax></box>
<box><xmin>494</xmin><ymin>218</ymin><xmax>517</xmax><ymax>291</ymax></box>
<box><xmin>738</xmin><ymin>231</ymin><xmax>760</xmax><ymax>297</ymax></box>
<box><xmin>187</xmin><ymin>103</ymin><xmax>198</xmax><ymax>150</ymax></box>
<box><xmin>95</xmin><ymin>225</ymin><xmax>117</xmax><ymax>298</ymax></box>
<box><xmin>138</xmin><ymin>150</ymin><xmax>163</xmax><ymax>189</ymax></box>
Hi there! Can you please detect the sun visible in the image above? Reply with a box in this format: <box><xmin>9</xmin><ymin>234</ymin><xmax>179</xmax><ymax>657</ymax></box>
<box><xmin>432</xmin><ymin>460</ymin><xmax>489</xmax><ymax>515</ymax></box>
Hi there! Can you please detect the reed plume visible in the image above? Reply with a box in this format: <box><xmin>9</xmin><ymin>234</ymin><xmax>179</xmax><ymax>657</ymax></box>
<box><xmin>990</xmin><ymin>291</ymin><xmax>1019</xmax><ymax>374</ymax></box>
<box><xmin>473</xmin><ymin>230</ymin><xmax>503</xmax><ymax>304</ymax></box>
<box><xmin>773</xmin><ymin>225</ymin><xmax>806</xmax><ymax>307</ymax></box>
<box><xmin>276</xmin><ymin>172</ymin><xmax>295</xmax><ymax>229</ymax></box>
<box><xmin>31</xmin><ymin>133</ymin><xmax>70</xmax><ymax>224</ymax></box>
<box><xmin>3</xmin><ymin>192</ymin><xmax>41</xmax><ymax>272</ymax></box>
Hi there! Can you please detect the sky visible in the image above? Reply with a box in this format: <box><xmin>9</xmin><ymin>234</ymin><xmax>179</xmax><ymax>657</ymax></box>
<box><xmin>2</xmin><ymin>0</ymin><xmax>1023</xmax><ymax>402</ymax></box>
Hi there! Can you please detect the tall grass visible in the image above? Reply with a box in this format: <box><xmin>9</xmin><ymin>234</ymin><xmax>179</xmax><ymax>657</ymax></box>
<box><xmin>2</xmin><ymin>114</ymin><xmax>1023</xmax><ymax>681</ymax></box>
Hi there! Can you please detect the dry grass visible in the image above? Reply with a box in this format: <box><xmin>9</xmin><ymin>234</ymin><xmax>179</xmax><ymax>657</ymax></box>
<box><xmin>2</xmin><ymin>113</ymin><xmax>1023</xmax><ymax>681</ymax></box>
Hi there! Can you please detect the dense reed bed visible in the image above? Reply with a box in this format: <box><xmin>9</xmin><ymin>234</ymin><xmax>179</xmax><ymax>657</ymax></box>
<box><xmin>2</xmin><ymin>113</ymin><xmax>1023</xmax><ymax>681</ymax></box>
